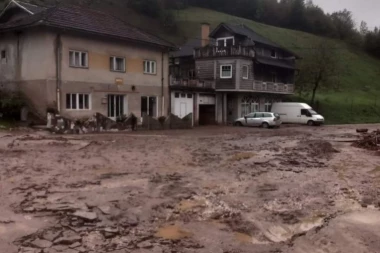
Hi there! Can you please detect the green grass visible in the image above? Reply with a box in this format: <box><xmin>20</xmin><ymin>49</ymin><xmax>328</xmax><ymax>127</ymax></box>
<box><xmin>172</xmin><ymin>7</ymin><xmax>380</xmax><ymax>124</ymax></box>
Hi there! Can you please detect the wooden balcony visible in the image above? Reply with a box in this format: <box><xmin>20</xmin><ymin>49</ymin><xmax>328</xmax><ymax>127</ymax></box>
<box><xmin>170</xmin><ymin>78</ymin><xmax>215</xmax><ymax>90</ymax></box>
<box><xmin>194</xmin><ymin>46</ymin><xmax>255</xmax><ymax>59</ymax></box>
<box><xmin>252</xmin><ymin>81</ymin><xmax>294</xmax><ymax>94</ymax></box>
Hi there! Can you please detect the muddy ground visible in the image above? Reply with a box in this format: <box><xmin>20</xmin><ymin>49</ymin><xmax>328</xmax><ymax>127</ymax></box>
<box><xmin>1</xmin><ymin>125</ymin><xmax>380</xmax><ymax>253</ymax></box>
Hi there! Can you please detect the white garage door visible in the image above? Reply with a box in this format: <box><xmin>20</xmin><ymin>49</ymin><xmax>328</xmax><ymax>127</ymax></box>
<box><xmin>172</xmin><ymin>92</ymin><xmax>193</xmax><ymax>119</ymax></box>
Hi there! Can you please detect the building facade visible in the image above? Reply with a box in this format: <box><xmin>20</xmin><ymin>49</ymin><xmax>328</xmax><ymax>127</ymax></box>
<box><xmin>170</xmin><ymin>23</ymin><xmax>299</xmax><ymax>125</ymax></box>
<box><xmin>0</xmin><ymin>1</ymin><xmax>174</xmax><ymax>121</ymax></box>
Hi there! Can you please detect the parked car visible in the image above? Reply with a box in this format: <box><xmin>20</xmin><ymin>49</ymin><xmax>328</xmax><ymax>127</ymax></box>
<box><xmin>234</xmin><ymin>112</ymin><xmax>282</xmax><ymax>128</ymax></box>
<box><xmin>271</xmin><ymin>103</ymin><xmax>324</xmax><ymax>126</ymax></box>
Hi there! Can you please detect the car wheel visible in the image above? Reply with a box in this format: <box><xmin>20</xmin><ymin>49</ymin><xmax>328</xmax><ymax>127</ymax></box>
<box><xmin>234</xmin><ymin>122</ymin><xmax>243</xmax><ymax>127</ymax></box>
<box><xmin>307</xmin><ymin>120</ymin><xmax>314</xmax><ymax>126</ymax></box>
<box><xmin>262</xmin><ymin>122</ymin><xmax>269</xmax><ymax>129</ymax></box>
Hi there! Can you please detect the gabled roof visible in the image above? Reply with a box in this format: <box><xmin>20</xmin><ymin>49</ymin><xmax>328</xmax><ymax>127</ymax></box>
<box><xmin>0</xmin><ymin>0</ymin><xmax>47</xmax><ymax>17</ymax></box>
<box><xmin>209</xmin><ymin>23</ymin><xmax>300</xmax><ymax>59</ymax></box>
<box><xmin>0</xmin><ymin>2</ymin><xmax>175</xmax><ymax>49</ymax></box>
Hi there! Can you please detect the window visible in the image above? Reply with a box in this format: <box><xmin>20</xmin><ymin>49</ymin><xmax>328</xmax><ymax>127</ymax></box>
<box><xmin>110</xmin><ymin>56</ymin><xmax>126</xmax><ymax>72</ymax></box>
<box><xmin>301</xmin><ymin>109</ymin><xmax>309</xmax><ymax>116</ymax></box>
<box><xmin>271</xmin><ymin>49</ymin><xmax>277</xmax><ymax>58</ymax></box>
<box><xmin>66</xmin><ymin>93</ymin><xmax>90</xmax><ymax>110</ymax></box>
<box><xmin>181</xmin><ymin>93</ymin><xmax>186</xmax><ymax>98</ymax></box>
<box><xmin>220</xmin><ymin>65</ymin><xmax>232</xmax><ymax>79</ymax></box>
<box><xmin>264</xmin><ymin>113</ymin><xmax>272</xmax><ymax>118</ymax></box>
<box><xmin>254</xmin><ymin>113</ymin><xmax>264</xmax><ymax>118</ymax></box>
<box><xmin>242</xmin><ymin>65</ymin><xmax>249</xmax><ymax>79</ymax></box>
<box><xmin>144</xmin><ymin>60</ymin><xmax>156</xmax><ymax>74</ymax></box>
<box><xmin>1</xmin><ymin>50</ymin><xmax>6</xmax><ymax>64</ymax></box>
<box><xmin>216</xmin><ymin>37</ymin><xmax>235</xmax><ymax>47</ymax></box>
<box><xmin>141</xmin><ymin>96</ymin><xmax>157</xmax><ymax>117</ymax></box>
<box><xmin>245</xmin><ymin>113</ymin><xmax>255</xmax><ymax>118</ymax></box>
<box><xmin>264</xmin><ymin>101</ymin><xmax>272</xmax><ymax>112</ymax></box>
<box><xmin>187</xmin><ymin>93</ymin><xmax>193</xmax><ymax>98</ymax></box>
<box><xmin>241</xmin><ymin>96</ymin><xmax>259</xmax><ymax>117</ymax></box>
<box><xmin>108</xmin><ymin>95</ymin><xmax>125</xmax><ymax>119</ymax></box>
<box><xmin>69</xmin><ymin>50</ymin><xmax>88</xmax><ymax>68</ymax></box>
<box><xmin>174</xmin><ymin>92</ymin><xmax>179</xmax><ymax>98</ymax></box>
<box><xmin>188</xmin><ymin>69</ymin><xmax>196</xmax><ymax>79</ymax></box>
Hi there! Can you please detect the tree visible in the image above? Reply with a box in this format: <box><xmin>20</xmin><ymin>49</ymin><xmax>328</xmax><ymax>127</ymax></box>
<box><xmin>296</xmin><ymin>42</ymin><xmax>342</xmax><ymax>105</ymax></box>
<box><xmin>330</xmin><ymin>9</ymin><xmax>355</xmax><ymax>40</ymax></box>
<box><xmin>360</xmin><ymin>21</ymin><xmax>369</xmax><ymax>36</ymax></box>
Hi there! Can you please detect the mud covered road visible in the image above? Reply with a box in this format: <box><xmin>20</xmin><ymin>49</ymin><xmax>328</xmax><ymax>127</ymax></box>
<box><xmin>1</xmin><ymin>125</ymin><xmax>380</xmax><ymax>253</ymax></box>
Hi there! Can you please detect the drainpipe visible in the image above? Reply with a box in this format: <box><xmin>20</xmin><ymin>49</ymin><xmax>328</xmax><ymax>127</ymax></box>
<box><xmin>55</xmin><ymin>34</ymin><xmax>62</xmax><ymax>113</ymax></box>
<box><xmin>161</xmin><ymin>50</ymin><xmax>165</xmax><ymax>116</ymax></box>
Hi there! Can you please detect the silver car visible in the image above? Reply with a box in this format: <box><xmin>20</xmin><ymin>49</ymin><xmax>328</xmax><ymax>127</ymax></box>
<box><xmin>234</xmin><ymin>112</ymin><xmax>282</xmax><ymax>128</ymax></box>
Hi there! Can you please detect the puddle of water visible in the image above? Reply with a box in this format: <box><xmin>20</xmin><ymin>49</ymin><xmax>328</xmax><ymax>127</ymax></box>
<box><xmin>155</xmin><ymin>225</ymin><xmax>192</xmax><ymax>240</ymax></box>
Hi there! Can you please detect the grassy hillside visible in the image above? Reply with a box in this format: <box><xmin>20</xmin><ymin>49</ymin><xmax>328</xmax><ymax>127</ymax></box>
<box><xmin>173</xmin><ymin>7</ymin><xmax>380</xmax><ymax>124</ymax></box>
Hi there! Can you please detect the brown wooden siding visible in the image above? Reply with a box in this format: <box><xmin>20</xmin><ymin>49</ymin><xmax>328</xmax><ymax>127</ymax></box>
<box><xmin>196</xmin><ymin>60</ymin><xmax>214</xmax><ymax>79</ymax></box>
<box><xmin>215</xmin><ymin>61</ymin><xmax>236</xmax><ymax>90</ymax></box>
<box><xmin>240</xmin><ymin>62</ymin><xmax>254</xmax><ymax>90</ymax></box>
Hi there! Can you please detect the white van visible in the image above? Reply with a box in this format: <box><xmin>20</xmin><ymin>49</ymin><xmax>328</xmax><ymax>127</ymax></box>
<box><xmin>271</xmin><ymin>103</ymin><xmax>325</xmax><ymax>126</ymax></box>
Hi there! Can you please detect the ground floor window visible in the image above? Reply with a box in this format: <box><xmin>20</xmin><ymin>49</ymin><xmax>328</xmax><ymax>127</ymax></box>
<box><xmin>241</xmin><ymin>96</ymin><xmax>259</xmax><ymax>117</ymax></box>
<box><xmin>66</xmin><ymin>93</ymin><xmax>90</xmax><ymax>110</ymax></box>
<box><xmin>264</xmin><ymin>101</ymin><xmax>272</xmax><ymax>112</ymax></box>
<box><xmin>141</xmin><ymin>96</ymin><xmax>157</xmax><ymax>117</ymax></box>
<box><xmin>108</xmin><ymin>95</ymin><xmax>125</xmax><ymax>119</ymax></box>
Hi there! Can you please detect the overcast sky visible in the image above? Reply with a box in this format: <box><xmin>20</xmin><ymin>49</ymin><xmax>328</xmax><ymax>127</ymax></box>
<box><xmin>312</xmin><ymin>0</ymin><xmax>380</xmax><ymax>29</ymax></box>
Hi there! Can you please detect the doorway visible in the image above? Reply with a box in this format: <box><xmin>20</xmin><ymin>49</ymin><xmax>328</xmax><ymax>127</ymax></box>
<box><xmin>108</xmin><ymin>95</ymin><xmax>125</xmax><ymax>120</ymax></box>
<box><xmin>141</xmin><ymin>96</ymin><xmax>157</xmax><ymax>117</ymax></box>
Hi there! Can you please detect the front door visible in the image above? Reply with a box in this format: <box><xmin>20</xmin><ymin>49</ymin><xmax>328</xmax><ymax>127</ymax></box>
<box><xmin>108</xmin><ymin>95</ymin><xmax>125</xmax><ymax>120</ymax></box>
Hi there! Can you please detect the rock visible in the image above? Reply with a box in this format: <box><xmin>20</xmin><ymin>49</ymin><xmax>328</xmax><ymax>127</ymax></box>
<box><xmin>31</xmin><ymin>238</ymin><xmax>53</xmax><ymax>248</ymax></box>
<box><xmin>104</xmin><ymin>227</ymin><xmax>119</xmax><ymax>233</ymax></box>
<box><xmin>69</xmin><ymin>242</ymin><xmax>81</xmax><ymax>248</ymax></box>
<box><xmin>72</xmin><ymin>211</ymin><xmax>97</xmax><ymax>221</ymax></box>
<box><xmin>43</xmin><ymin>230</ymin><xmax>62</xmax><ymax>242</ymax></box>
<box><xmin>138</xmin><ymin>241</ymin><xmax>153</xmax><ymax>249</ymax></box>
<box><xmin>98</xmin><ymin>205</ymin><xmax>111</xmax><ymax>215</ymax></box>
<box><xmin>54</xmin><ymin>235</ymin><xmax>82</xmax><ymax>245</ymax></box>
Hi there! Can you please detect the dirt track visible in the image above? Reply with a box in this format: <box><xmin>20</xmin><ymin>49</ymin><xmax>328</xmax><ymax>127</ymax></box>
<box><xmin>1</xmin><ymin>125</ymin><xmax>380</xmax><ymax>253</ymax></box>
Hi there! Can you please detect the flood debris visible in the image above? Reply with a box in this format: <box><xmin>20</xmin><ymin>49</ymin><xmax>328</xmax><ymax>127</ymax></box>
<box><xmin>353</xmin><ymin>130</ymin><xmax>380</xmax><ymax>150</ymax></box>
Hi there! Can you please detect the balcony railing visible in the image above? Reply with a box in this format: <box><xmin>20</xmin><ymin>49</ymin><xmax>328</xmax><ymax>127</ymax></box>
<box><xmin>252</xmin><ymin>81</ymin><xmax>294</xmax><ymax>93</ymax></box>
<box><xmin>170</xmin><ymin>78</ymin><xmax>215</xmax><ymax>89</ymax></box>
<box><xmin>194</xmin><ymin>46</ymin><xmax>255</xmax><ymax>59</ymax></box>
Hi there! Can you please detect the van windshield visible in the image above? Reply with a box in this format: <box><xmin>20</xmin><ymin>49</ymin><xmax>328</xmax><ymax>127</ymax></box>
<box><xmin>308</xmin><ymin>110</ymin><xmax>318</xmax><ymax>115</ymax></box>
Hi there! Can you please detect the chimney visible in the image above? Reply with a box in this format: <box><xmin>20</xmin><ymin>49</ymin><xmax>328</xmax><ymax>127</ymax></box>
<box><xmin>201</xmin><ymin>22</ymin><xmax>210</xmax><ymax>47</ymax></box>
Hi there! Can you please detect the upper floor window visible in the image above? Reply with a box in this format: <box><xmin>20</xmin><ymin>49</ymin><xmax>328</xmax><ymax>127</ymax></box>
<box><xmin>220</xmin><ymin>64</ymin><xmax>232</xmax><ymax>79</ymax></box>
<box><xmin>110</xmin><ymin>56</ymin><xmax>126</xmax><ymax>72</ymax></box>
<box><xmin>144</xmin><ymin>60</ymin><xmax>156</xmax><ymax>74</ymax></box>
<box><xmin>69</xmin><ymin>50</ymin><xmax>88</xmax><ymax>68</ymax></box>
<box><xmin>271</xmin><ymin>49</ymin><xmax>277</xmax><ymax>58</ymax></box>
<box><xmin>216</xmin><ymin>37</ymin><xmax>234</xmax><ymax>47</ymax></box>
<box><xmin>242</xmin><ymin>65</ymin><xmax>249</xmax><ymax>79</ymax></box>
<box><xmin>66</xmin><ymin>93</ymin><xmax>90</xmax><ymax>110</ymax></box>
<box><xmin>1</xmin><ymin>50</ymin><xmax>6</xmax><ymax>64</ymax></box>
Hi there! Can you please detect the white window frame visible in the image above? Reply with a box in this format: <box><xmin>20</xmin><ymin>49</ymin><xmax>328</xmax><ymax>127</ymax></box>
<box><xmin>69</xmin><ymin>50</ymin><xmax>88</xmax><ymax>68</ymax></box>
<box><xmin>242</xmin><ymin>65</ymin><xmax>249</xmax><ymax>79</ymax></box>
<box><xmin>143</xmin><ymin>60</ymin><xmax>157</xmax><ymax>74</ymax></box>
<box><xmin>220</xmin><ymin>64</ymin><xmax>233</xmax><ymax>79</ymax></box>
<box><xmin>216</xmin><ymin>36</ymin><xmax>235</xmax><ymax>47</ymax></box>
<box><xmin>110</xmin><ymin>56</ymin><xmax>126</xmax><ymax>72</ymax></box>
<box><xmin>66</xmin><ymin>93</ymin><xmax>91</xmax><ymax>110</ymax></box>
